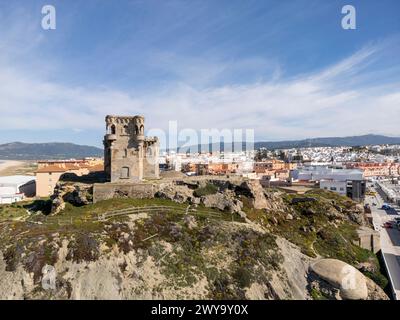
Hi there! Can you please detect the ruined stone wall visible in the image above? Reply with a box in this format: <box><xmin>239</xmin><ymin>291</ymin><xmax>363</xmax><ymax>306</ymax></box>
<box><xmin>354</xmin><ymin>227</ymin><xmax>381</xmax><ymax>253</ymax></box>
<box><xmin>93</xmin><ymin>182</ymin><xmax>159</xmax><ymax>203</ymax></box>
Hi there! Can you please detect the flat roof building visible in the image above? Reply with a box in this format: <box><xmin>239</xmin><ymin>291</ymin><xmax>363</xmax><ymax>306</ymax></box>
<box><xmin>0</xmin><ymin>175</ymin><xmax>36</xmax><ymax>204</ymax></box>
<box><xmin>293</xmin><ymin>166</ymin><xmax>363</xmax><ymax>182</ymax></box>
<box><xmin>291</xmin><ymin>166</ymin><xmax>366</xmax><ymax>202</ymax></box>
<box><xmin>35</xmin><ymin>159</ymin><xmax>103</xmax><ymax>197</ymax></box>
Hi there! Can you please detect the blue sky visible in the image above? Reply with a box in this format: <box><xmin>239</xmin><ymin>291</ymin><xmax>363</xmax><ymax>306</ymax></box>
<box><xmin>0</xmin><ymin>0</ymin><xmax>399</xmax><ymax>147</ymax></box>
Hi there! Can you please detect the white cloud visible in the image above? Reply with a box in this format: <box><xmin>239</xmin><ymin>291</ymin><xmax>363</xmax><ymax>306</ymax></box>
<box><xmin>0</xmin><ymin>28</ymin><xmax>399</xmax><ymax>142</ymax></box>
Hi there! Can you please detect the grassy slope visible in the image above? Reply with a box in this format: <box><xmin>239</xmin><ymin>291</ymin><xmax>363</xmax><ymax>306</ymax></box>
<box><xmin>244</xmin><ymin>189</ymin><xmax>389</xmax><ymax>290</ymax></box>
<box><xmin>0</xmin><ymin>189</ymin><xmax>389</xmax><ymax>297</ymax></box>
<box><xmin>0</xmin><ymin>198</ymin><xmax>281</xmax><ymax>299</ymax></box>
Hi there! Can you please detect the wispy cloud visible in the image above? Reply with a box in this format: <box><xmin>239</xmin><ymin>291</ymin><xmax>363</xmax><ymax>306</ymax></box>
<box><xmin>0</xmin><ymin>2</ymin><xmax>399</xmax><ymax>145</ymax></box>
<box><xmin>1</xmin><ymin>40</ymin><xmax>399</xmax><ymax>142</ymax></box>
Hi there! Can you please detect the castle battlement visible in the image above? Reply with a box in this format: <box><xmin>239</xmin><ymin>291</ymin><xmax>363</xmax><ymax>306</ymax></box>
<box><xmin>103</xmin><ymin>115</ymin><xmax>159</xmax><ymax>182</ymax></box>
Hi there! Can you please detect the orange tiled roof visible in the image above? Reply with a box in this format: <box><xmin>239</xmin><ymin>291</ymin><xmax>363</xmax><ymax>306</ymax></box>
<box><xmin>38</xmin><ymin>160</ymin><xmax>86</xmax><ymax>164</ymax></box>
<box><xmin>36</xmin><ymin>164</ymin><xmax>85</xmax><ymax>173</ymax></box>
<box><xmin>36</xmin><ymin>162</ymin><xmax>104</xmax><ymax>173</ymax></box>
<box><xmin>36</xmin><ymin>165</ymin><xmax>69</xmax><ymax>173</ymax></box>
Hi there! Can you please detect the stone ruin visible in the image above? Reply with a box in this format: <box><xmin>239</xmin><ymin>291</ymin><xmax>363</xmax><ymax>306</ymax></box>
<box><xmin>103</xmin><ymin>115</ymin><xmax>159</xmax><ymax>182</ymax></box>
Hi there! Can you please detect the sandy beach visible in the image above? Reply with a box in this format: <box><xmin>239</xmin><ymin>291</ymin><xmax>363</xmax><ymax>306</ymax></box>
<box><xmin>0</xmin><ymin>160</ymin><xmax>27</xmax><ymax>176</ymax></box>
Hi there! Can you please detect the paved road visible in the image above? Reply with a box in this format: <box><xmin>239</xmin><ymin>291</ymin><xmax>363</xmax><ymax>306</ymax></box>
<box><xmin>365</xmin><ymin>185</ymin><xmax>400</xmax><ymax>300</ymax></box>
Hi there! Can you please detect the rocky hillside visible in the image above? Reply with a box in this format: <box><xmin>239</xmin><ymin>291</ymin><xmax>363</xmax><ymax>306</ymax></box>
<box><xmin>0</xmin><ymin>177</ymin><xmax>389</xmax><ymax>300</ymax></box>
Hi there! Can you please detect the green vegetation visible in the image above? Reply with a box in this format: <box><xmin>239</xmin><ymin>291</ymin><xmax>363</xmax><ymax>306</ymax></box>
<box><xmin>243</xmin><ymin>188</ymin><xmax>389</xmax><ymax>290</ymax></box>
<box><xmin>66</xmin><ymin>234</ymin><xmax>100</xmax><ymax>263</ymax></box>
<box><xmin>106</xmin><ymin>209</ymin><xmax>280</xmax><ymax>297</ymax></box>
<box><xmin>0</xmin><ymin>199</ymin><xmax>52</xmax><ymax>222</ymax></box>
<box><xmin>0</xmin><ymin>203</ymin><xmax>28</xmax><ymax>221</ymax></box>
<box><xmin>61</xmin><ymin>197</ymin><xmax>183</xmax><ymax>216</ymax></box>
<box><xmin>0</xmin><ymin>187</ymin><xmax>389</xmax><ymax>297</ymax></box>
<box><xmin>310</xmin><ymin>288</ymin><xmax>329</xmax><ymax>300</ymax></box>
<box><xmin>363</xmin><ymin>270</ymin><xmax>389</xmax><ymax>289</ymax></box>
<box><xmin>0</xmin><ymin>197</ymin><xmax>251</xmax><ymax>290</ymax></box>
<box><xmin>193</xmin><ymin>183</ymin><xmax>218</xmax><ymax>197</ymax></box>
<box><xmin>232</xmin><ymin>267</ymin><xmax>252</xmax><ymax>288</ymax></box>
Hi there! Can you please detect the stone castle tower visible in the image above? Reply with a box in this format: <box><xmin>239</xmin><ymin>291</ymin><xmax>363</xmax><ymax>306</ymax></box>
<box><xmin>103</xmin><ymin>115</ymin><xmax>159</xmax><ymax>182</ymax></box>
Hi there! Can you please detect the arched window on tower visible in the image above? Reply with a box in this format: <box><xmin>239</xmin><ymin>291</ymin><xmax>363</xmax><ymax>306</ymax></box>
<box><xmin>111</xmin><ymin>125</ymin><xmax>116</xmax><ymax>135</ymax></box>
<box><xmin>140</xmin><ymin>125</ymin><xmax>144</xmax><ymax>134</ymax></box>
<box><xmin>135</xmin><ymin>125</ymin><xmax>140</xmax><ymax>135</ymax></box>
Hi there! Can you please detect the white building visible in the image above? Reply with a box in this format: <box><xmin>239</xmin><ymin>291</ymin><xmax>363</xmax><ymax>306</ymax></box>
<box><xmin>291</xmin><ymin>166</ymin><xmax>366</xmax><ymax>201</ymax></box>
<box><xmin>0</xmin><ymin>176</ymin><xmax>36</xmax><ymax>204</ymax></box>
<box><xmin>292</xmin><ymin>166</ymin><xmax>363</xmax><ymax>181</ymax></box>
<box><xmin>320</xmin><ymin>180</ymin><xmax>347</xmax><ymax>196</ymax></box>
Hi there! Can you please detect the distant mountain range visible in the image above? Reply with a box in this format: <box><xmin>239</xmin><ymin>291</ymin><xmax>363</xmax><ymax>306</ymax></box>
<box><xmin>254</xmin><ymin>134</ymin><xmax>400</xmax><ymax>150</ymax></box>
<box><xmin>1</xmin><ymin>134</ymin><xmax>400</xmax><ymax>160</ymax></box>
<box><xmin>179</xmin><ymin>134</ymin><xmax>400</xmax><ymax>152</ymax></box>
<box><xmin>0</xmin><ymin>142</ymin><xmax>103</xmax><ymax>160</ymax></box>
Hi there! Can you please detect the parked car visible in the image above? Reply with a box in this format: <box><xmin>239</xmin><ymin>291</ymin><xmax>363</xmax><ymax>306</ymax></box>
<box><xmin>383</xmin><ymin>222</ymin><xmax>393</xmax><ymax>229</ymax></box>
<box><xmin>382</xmin><ymin>204</ymin><xmax>392</xmax><ymax>210</ymax></box>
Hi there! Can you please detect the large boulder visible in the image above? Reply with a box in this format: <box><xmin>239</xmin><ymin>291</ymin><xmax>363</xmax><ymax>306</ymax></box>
<box><xmin>155</xmin><ymin>184</ymin><xmax>194</xmax><ymax>204</ymax></box>
<box><xmin>264</xmin><ymin>190</ymin><xmax>289</xmax><ymax>211</ymax></box>
<box><xmin>345</xmin><ymin>204</ymin><xmax>367</xmax><ymax>226</ymax></box>
<box><xmin>51</xmin><ymin>183</ymin><xmax>93</xmax><ymax>214</ymax></box>
<box><xmin>309</xmin><ymin>259</ymin><xmax>368</xmax><ymax>300</ymax></box>
<box><xmin>326</xmin><ymin>207</ymin><xmax>345</xmax><ymax>220</ymax></box>
<box><xmin>237</xmin><ymin>180</ymin><xmax>268</xmax><ymax>209</ymax></box>
<box><xmin>201</xmin><ymin>190</ymin><xmax>243</xmax><ymax>213</ymax></box>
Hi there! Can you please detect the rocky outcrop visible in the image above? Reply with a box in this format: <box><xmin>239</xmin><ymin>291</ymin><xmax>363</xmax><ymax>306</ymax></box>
<box><xmin>348</xmin><ymin>204</ymin><xmax>367</xmax><ymax>225</ymax></box>
<box><xmin>327</xmin><ymin>203</ymin><xmax>366</xmax><ymax>226</ymax></box>
<box><xmin>51</xmin><ymin>183</ymin><xmax>93</xmax><ymax>214</ymax></box>
<box><xmin>2</xmin><ymin>173</ymin><xmax>389</xmax><ymax>301</ymax></box>
<box><xmin>155</xmin><ymin>184</ymin><xmax>194</xmax><ymax>204</ymax></box>
<box><xmin>155</xmin><ymin>179</ymin><xmax>281</xmax><ymax>212</ymax></box>
<box><xmin>274</xmin><ymin>237</ymin><xmax>313</xmax><ymax>299</ymax></box>
<box><xmin>237</xmin><ymin>180</ymin><xmax>269</xmax><ymax>209</ymax></box>
<box><xmin>263</xmin><ymin>189</ymin><xmax>288</xmax><ymax>211</ymax></box>
<box><xmin>201</xmin><ymin>190</ymin><xmax>243</xmax><ymax>213</ymax></box>
<box><xmin>0</xmin><ymin>179</ymin><xmax>390</xmax><ymax>300</ymax></box>
<box><xmin>365</xmin><ymin>277</ymin><xmax>390</xmax><ymax>300</ymax></box>
<box><xmin>0</xmin><ymin>216</ymin><xmax>311</xmax><ymax>300</ymax></box>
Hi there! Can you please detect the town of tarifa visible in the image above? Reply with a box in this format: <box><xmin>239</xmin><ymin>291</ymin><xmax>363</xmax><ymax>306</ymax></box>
<box><xmin>0</xmin><ymin>114</ymin><xmax>390</xmax><ymax>300</ymax></box>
